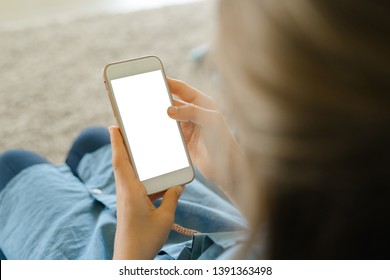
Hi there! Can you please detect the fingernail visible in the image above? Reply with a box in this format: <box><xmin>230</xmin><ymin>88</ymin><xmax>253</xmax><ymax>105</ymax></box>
<box><xmin>175</xmin><ymin>186</ymin><xmax>184</xmax><ymax>197</ymax></box>
<box><xmin>168</xmin><ymin>106</ymin><xmax>178</xmax><ymax>115</ymax></box>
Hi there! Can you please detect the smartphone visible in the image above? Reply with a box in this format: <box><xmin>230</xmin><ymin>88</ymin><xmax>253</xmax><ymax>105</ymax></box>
<box><xmin>103</xmin><ymin>56</ymin><xmax>194</xmax><ymax>194</ymax></box>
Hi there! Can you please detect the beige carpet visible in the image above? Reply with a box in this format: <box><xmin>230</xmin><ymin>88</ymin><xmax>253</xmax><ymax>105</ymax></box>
<box><xmin>0</xmin><ymin>1</ymin><xmax>215</xmax><ymax>163</ymax></box>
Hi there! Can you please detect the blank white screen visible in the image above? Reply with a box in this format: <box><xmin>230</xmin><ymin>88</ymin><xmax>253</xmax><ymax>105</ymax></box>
<box><xmin>111</xmin><ymin>70</ymin><xmax>189</xmax><ymax>181</ymax></box>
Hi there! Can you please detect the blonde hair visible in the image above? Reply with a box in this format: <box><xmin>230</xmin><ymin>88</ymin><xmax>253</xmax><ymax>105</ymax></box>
<box><xmin>215</xmin><ymin>0</ymin><xmax>390</xmax><ymax>258</ymax></box>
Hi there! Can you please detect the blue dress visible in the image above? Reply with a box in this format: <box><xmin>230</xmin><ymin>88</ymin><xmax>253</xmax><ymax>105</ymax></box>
<box><xmin>0</xmin><ymin>145</ymin><xmax>252</xmax><ymax>260</ymax></box>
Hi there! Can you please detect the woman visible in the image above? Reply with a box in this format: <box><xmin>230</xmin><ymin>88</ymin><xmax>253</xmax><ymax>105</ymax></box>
<box><xmin>112</xmin><ymin>0</ymin><xmax>390</xmax><ymax>259</ymax></box>
<box><xmin>1</xmin><ymin>0</ymin><xmax>389</xmax><ymax>259</ymax></box>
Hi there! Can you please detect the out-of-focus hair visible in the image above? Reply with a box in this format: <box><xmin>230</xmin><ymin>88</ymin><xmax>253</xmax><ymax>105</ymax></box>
<box><xmin>215</xmin><ymin>0</ymin><xmax>390</xmax><ymax>259</ymax></box>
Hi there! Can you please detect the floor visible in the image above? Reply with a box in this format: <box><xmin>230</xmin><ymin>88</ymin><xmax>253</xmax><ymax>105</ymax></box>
<box><xmin>0</xmin><ymin>0</ymin><xmax>201</xmax><ymax>28</ymax></box>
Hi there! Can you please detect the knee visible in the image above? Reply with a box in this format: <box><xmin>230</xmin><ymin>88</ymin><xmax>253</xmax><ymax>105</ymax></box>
<box><xmin>65</xmin><ymin>127</ymin><xmax>110</xmax><ymax>177</ymax></box>
<box><xmin>72</xmin><ymin>126</ymin><xmax>110</xmax><ymax>153</ymax></box>
<box><xmin>1</xmin><ymin>149</ymin><xmax>35</xmax><ymax>164</ymax></box>
<box><xmin>77</xmin><ymin>126</ymin><xmax>110</xmax><ymax>143</ymax></box>
<box><xmin>0</xmin><ymin>149</ymin><xmax>49</xmax><ymax>190</ymax></box>
<box><xmin>0</xmin><ymin>149</ymin><xmax>49</xmax><ymax>168</ymax></box>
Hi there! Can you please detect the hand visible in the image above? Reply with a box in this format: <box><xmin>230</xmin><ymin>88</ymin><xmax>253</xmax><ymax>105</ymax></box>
<box><xmin>109</xmin><ymin>126</ymin><xmax>183</xmax><ymax>260</ymax></box>
<box><xmin>167</xmin><ymin>78</ymin><xmax>244</xmax><ymax>192</ymax></box>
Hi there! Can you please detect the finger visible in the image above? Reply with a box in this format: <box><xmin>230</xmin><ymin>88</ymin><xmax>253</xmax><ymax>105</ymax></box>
<box><xmin>109</xmin><ymin>126</ymin><xmax>137</xmax><ymax>182</ymax></box>
<box><xmin>172</xmin><ymin>98</ymin><xmax>186</xmax><ymax>107</ymax></box>
<box><xmin>167</xmin><ymin>103</ymin><xmax>218</xmax><ymax>127</ymax></box>
<box><xmin>167</xmin><ymin>78</ymin><xmax>198</xmax><ymax>103</ymax></box>
<box><xmin>167</xmin><ymin>78</ymin><xmax>217</xmax><ymax>110</ymax></box>
<box><xmin>158</xmin><ymin>186</ymin><xmax>183</xmax><ymax>217</ymax></box>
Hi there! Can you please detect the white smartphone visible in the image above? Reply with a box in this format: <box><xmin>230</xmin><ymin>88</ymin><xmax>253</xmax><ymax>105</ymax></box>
<box><xmin>103</xmin><ymin>56</ymin><xmax>194</xmax><ymax>194</ymax></box>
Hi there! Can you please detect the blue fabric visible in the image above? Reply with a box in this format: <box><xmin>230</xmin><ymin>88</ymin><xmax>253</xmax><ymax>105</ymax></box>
<box><xmin>0</xmin><ymin>144</ymin><xmax>249</xmax><ymax>260</ymax></box>
<box><xmin>65</xmin><ymin>126</ymin><xmax>111</xmax><ymax>178</ymax></box>
<box><xmin>0</xmin><ymin>150</ymin><xmax>49</xmax><ymax>190</ymax></box>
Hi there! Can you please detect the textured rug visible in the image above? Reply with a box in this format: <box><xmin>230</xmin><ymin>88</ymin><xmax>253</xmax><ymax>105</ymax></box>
<box><xmin>0</xmin><ymin>1</ymin><xmax>215</xmax><ymax>163</ymax></box>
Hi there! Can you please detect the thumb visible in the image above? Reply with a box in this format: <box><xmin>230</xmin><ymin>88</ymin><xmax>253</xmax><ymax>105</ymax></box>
<box><xmin>158</xmin><ymin>186</ymin><xmax>183</xmax><ymax>217</ymax></box>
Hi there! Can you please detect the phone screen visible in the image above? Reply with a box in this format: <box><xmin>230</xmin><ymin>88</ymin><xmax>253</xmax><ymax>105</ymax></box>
<box><xmin>110</xmin><ymin>70</ymin><xmax>190</xmax><ymax>181</ymax></box>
